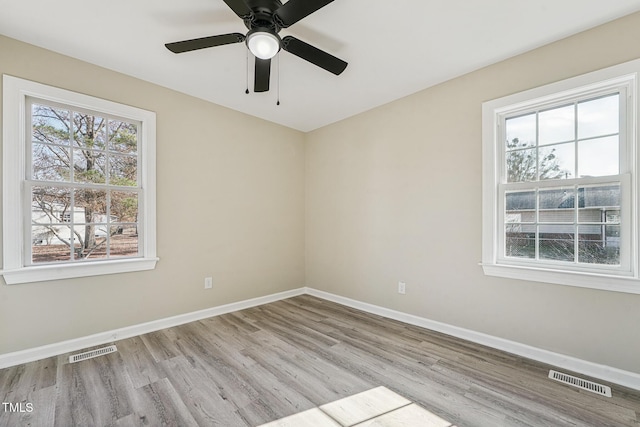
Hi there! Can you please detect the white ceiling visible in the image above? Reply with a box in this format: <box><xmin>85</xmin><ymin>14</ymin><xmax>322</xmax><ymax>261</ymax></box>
<box><xmin>2</xmin><ymin>1</ymin><xmax>640</xmax><ymax>132</ymax></box>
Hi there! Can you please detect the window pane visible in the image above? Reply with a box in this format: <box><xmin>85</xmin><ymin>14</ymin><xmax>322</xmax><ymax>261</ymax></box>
<box><xmin>539</xmin><ymin>225</ymin><xmax>574</xmax><ymax>262</ymax></box>
<box><xmin>505</xmin><ymin>229</ymin><xmax>535</xmax><ymax>259</ymax></box>
<box><xmin>505</xmin><ymin>191</ymin><xmax>536</xmax><ymax>258</ymax></box>
<box><xmin>75</xmin><ymin>189</ymin><xmax>107</xmax><ymax>222</ymax></box>
<box><xmin>111</xmin><ymin>191</ymin><xmax>139</xmax><ymax>223</ymax></box>
<box><xmin>506</xmin><ymin>191</ymin><xmax>535</xmax><ymax>211</ymax></box>
<box><xmin>71</xmin><ymin>188</ymin><xmax>107</xmax><ymax>260</ymax></box>
<box><xmin>605</xmin><ymin>209</ymin><xmax>620</xmax><ymax>224</ymax></box>
<box><xmin>577</xmin><ymin>94</ymin><xmax>619</xmax><ymax>140</ymax></box>
<box><xmin>74</xmin><ymin>112</ymin><xmax>107</xmax><ymax>150</ymax></box>
<box><xmin>78</xmin><ymin>235</ymin><xmax>108</xmax><ymax>260</ymax></box>
<box><xmin>539</xmin><ymin>189</ymin><xmax>574</xmax><ymax>224</ymax></box>
<box><xmin>32</xmin><ymin>104</ymin><xmax>70</xmax><ymax>146</ymax></box>
<box><xmin>578</xmin><ymin>184</ymin><xmax>621</xmax><ymax>211</ymax></box>
<box><xmin>506</xmin><ymin>148</ymin><xmax>537</xmax><ymax>182</ymax></box>
<box><xmin>578</xmin><ymin>225</ymin><xmax>620</xmax><ymax>265</ymax></box>
<box><xmin>109</xmin><ymin>120</ymin><xmax>137</xmax><ymax>154</ymax></box>
<box><xmin>539</xmin><ymin>143</ymin><xmax>574</xmax><ymax>180</ymax></box>
<box><xmin>73</xmin><ymin>149</ymin><xmax>106</xmax><ymax>184</ymax></box>
<box><xmin>32</xmin><ymin>143</ymin><xmax>71</xmax><ymax>182</ymax></box>
<box><xmin>32</xmin><ymin>225</ymin><xmax>72</xmax><ymax>263</ymax></box>
<box><xmin>539</xmin><ymin>188</ymin><xmax>573</xmax><ymax>209</ymax></box>
<box><xmin>578</xmin><ymin>185</ymin><xmax>620</xmax><ymax>223</ymax></box>
<box><xmin>539</xmin><ymin>104</ymin><xmax>574</xmax><ymax>145</ymax></box>
<box><xmin>506</xmin><ymin>113</ymin><xmax>536</xmax><ymax>149</ymax></box>
<box><xmin>31</xmin><ymin>181</ymin><xmax>76</xmax><ymax>262</ymax></box>
<box><xmin>577</xmin><ymin>136</ymin><xmax>618</xmax><ymax>177</ymax></box>
<box><xmin>109</xmin><ymin>225</ymin><xmax>138</xmax><ymax>258</ymax></box>
<box><xmin>577</xmin><ymin>208</ymin><xmax>601</xmax><ymax>223</ymax></box>
<box><xmin>109</xmin><ymin>154</ymin><xmax>137</xmax><ymax>186</ymax></box>
<box><xmin>32</xmin><ymin>186</ymin><xmax>71</xmax><ymax>225</ymax></box>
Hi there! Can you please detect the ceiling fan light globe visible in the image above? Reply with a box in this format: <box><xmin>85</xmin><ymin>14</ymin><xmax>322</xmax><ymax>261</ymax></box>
<box><xmin>247</xmin><ymin>31</ymin><xmax>280</xmax><ymax>59</ymax></box>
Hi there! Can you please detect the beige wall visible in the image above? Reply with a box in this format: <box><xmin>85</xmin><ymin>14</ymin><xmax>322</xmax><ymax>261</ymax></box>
<box><xmin>306</xmin><ymin>12</ymin><xmax>640</xmax><ymax>374</ymax></box>
<box><xmin>0</xmin><ymin>35</ymin><xmax>305</xmax><ymax>354</ymax></box>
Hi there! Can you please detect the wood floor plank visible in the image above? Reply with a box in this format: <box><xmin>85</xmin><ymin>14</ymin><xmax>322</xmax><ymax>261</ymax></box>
<box><xmin>118</xmin><ymin>336</ymin><xmax>168</xmax><ymax>389</ymax></box>
<box><xmin>0</xmin><ymin>355</ymin><xmax>56</xmax><ymax>403</ymax></box>
<box><xmin>139</xmin><ymin>329</ymin><xmax>181</xmax><ymax>362</ymax></box>
<box><xmin>54</xmin><ymin>350</ymin><xmax>133</xmax><ymax>426</ymax></box>
<box><xmin>0</xmin><ymin>383</ymin><xmax>56</xmax><ymax>427</ymax></box>
<box><xmin>158</xmin><ymin>355</ymin><xmax>242</xmax><ymax>426</ymax></box>
<box><xmin>465</xmin><ymin>382</ymin><xmax>602</xmax><ymax>427</ymax></box>
<box><xmin>131</xmin><ymin>377</ymin><xmax>199</xmax><ymax>426</ymax></box>
<box><xmin>241</xmin><ymin>332</ymin><xmax>371</xmax><ymax>405</ymax></box>
<box><xmin>1</xmin><ymin>294</ymin><xmax>639</xmax><ymax>426</ymax></box>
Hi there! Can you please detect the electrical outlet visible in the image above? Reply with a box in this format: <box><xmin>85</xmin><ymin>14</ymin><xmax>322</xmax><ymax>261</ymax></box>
<box><xmin>204</xmin><ymin>277</ymin><xmax>213</xmax><ymax>289</ymax></box>
<box><xmin>398</xmin><ymin>281</ymin><xmax>406</xmax><ymax>295</ymax></box>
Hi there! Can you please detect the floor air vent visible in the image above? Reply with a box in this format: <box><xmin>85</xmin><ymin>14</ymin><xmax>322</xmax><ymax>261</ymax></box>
<box><xmin>69</xmin><ymin>345</ymin><xmax>117</xmax><ymax>363</ymax></box>
<box><xmin>548</xmin><ymin>370</ymin><xmax>611</xmax><ymax>397</ymax></box>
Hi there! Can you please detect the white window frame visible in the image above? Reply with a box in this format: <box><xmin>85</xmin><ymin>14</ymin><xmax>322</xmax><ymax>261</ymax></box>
<box><xmin>2</xmin><ymin>75</ymin><xmax>158</xmax><ymax>284</ymax></box>
<box><xmin>482</xmin><ymin>60</ymin><xmax>640</xmax><ymax>294</ymax></box>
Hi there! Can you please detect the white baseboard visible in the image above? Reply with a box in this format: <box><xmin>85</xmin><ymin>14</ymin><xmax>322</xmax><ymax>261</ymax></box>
<box><xmin>305</xmin><ymin>287</ymin><xmax>640</xmax><ymax>392</ymax></box>
<box><xmin>0</xmin><ymin>287</ymin><xmax>306</xmax><ymax>369</ymax></box>
<box><xmin>2</xmin><ymin>285</ymin><xmax>639</xmax><ymax>393</ymax></box>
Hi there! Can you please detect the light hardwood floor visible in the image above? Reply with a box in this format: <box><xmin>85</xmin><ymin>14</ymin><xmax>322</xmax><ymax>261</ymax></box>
<box><xmin>1</xmin><ymin>295</ymin><xmax>639</xmax><ymax>426</ymax></box>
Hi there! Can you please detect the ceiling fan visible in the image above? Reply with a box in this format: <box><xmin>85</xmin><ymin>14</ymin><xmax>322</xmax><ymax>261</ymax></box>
<box><xmin>165</xmin><ymin>0</ymin><xmax>348</xmax><ymax>93</ymax></box>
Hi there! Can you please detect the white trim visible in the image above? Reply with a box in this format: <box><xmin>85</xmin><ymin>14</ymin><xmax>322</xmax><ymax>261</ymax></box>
<box><xmin>2</xmin><ymin>75</ymin><xmax>27</xmax><ymax>272</ymax></box>
<box><xmin>0</xmin><ymin>257</ymin><xmax>160</xmax><ymax>284</ymax></box>
<box><xmin>305</xmin><ymin>288</ymin><xmax>640</xmax><ymax>392</ymax></box>
<box><xmin>482</xmin><ymin>59</ymin><xmax>640</xmax><ymax>293</ymax></box>
<box><xmin>1</xmin><ymin>286</ymin><xmax>638</xmax><ymax>391</ymax></box>
<box><xmin>0</xmin><ymin>287</ymin><xmax>306</xmax><ymax>369</ymax></box>
<box><xmin>2</xmin><ymin>75</ymin><xmax>157</xmax><ymax>283</ymax></box>
<box><xmin>480</xmin><ymin>263</ymin><xmax>640</xmax><ymax>294</ymax></box>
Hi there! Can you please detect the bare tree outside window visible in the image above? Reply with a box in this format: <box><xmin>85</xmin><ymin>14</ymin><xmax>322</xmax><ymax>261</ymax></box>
<box><xmin>506</xmin><ymin>137</ymin><xmax>568</xmax><ymax>182</ymax></box>
<box><xmin>30</xmin><ymin>103</ymin><xmax>140</xmax><ymax>263</ymax></box>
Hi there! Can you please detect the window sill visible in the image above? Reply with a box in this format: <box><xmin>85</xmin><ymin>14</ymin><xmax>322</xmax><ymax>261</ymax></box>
<box><xmin>1</xmin><ymin>257</ymin><xmax>159</xmax><ymax>285</ymax></box>
<box><xmin>481</xmin><ymin>263</ymin><xmax>640</xmax><ymax>294</ymax></box>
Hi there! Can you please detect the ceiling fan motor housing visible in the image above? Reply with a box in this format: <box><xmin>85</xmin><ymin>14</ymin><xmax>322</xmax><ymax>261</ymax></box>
<box><xmin>243</xmin><ymin>0</ymin><xmax>284</xmax><ymax>31</ymax></box>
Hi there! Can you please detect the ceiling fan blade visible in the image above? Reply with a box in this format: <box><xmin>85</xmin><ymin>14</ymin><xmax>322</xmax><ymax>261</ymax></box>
<box><xmin>165</xmin><ymin>33</ymin><xmax>245</xmax><ymax>53</ymax></box>
<box><xmin>254</xmin><ymin>58</ymin><xmax>271</xmax><ymax>92</ymax></box>
<box><xmin>282</xmin><ymin>36</ymin><xmax>347</xmax><ymax>75</ymax></box>
<box><xmin>222</xmin><ymin>0</ymin><xmax>252</xmax><ymax>19</ymax></box>
<box><xmin>274</xmin><ymin>0</ymin><xmax>335</xmax><ymax>28</ymax></box>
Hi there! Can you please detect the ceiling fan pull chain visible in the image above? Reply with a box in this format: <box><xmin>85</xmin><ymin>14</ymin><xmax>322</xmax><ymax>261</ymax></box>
<box><xmin>276</xmin><ymin>53</ymin><xmax>281</xmax><ymax>106</ymax></box>
<box><xmin>245</xmin><ymin>49</ymin><xmax>250</xmax><ymax>94</ymax></box>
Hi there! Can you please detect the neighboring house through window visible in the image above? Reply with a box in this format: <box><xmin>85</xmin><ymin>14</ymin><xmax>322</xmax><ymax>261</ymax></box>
<box><xmin>482</xmin><ymin>59</ymin><xmax>640</xmax><ymax>294</ymax></box>
<box><xmin>2</xmin><ymin>75</ymin><xmax>157</xmax><ymax>284</ymax></box>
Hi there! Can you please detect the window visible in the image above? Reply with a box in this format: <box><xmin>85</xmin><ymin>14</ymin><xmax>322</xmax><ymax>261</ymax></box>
<box><xmin>482</xmin><ymin>60</ymin><xmax>640</xmax><ymax>294</ymax></box>
<box><xmin>2</xmin><ymin>75</ymin><xmax>157</xmax><ymax>284</ymax></box>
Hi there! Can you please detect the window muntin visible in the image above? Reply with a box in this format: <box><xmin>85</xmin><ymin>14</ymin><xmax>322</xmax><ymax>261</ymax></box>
<box><xmin>28</xmin><ymin>100</ymin><xmax>141</xmax><ymax>265</ymax></box>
